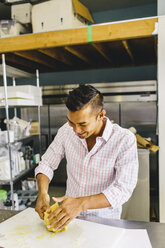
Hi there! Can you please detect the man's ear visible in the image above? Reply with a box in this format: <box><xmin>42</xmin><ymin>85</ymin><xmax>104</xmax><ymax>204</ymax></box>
<box><xmin>98</xmin><ymin>109</ymin><xmax>106</xmax><ymax>120</ymax></box>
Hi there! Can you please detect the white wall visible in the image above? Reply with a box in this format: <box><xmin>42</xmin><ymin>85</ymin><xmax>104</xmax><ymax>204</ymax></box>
<box><xmin>158</xmin><ymin>0</ymin><xmax>165</xmax><ymax>16</ymax></box>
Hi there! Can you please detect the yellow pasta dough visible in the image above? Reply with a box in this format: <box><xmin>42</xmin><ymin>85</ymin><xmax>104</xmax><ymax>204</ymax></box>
<box><xmin>44</xmin><ymin>202</ymin><xmax>67</xmax><ymax>233</ymax></box>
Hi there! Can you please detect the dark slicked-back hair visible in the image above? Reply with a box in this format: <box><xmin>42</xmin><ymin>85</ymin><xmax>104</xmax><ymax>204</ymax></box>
<box><xmin>65</xmin><ymin>84</ymin><xmax>103</xmax><ymax>113</ymax></box>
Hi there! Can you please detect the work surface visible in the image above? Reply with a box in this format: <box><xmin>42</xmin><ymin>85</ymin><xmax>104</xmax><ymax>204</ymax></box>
<box><xmin>0</xmin><ymin>208</ymin><xmax>165</xmax><ymax>248</ymax></box>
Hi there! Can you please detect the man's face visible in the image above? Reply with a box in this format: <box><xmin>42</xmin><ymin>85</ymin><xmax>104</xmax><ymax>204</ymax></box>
<box><xmin>67</xmin><ymin>105</ymin><xmax>105</xmax><ymax>139</ymax></box>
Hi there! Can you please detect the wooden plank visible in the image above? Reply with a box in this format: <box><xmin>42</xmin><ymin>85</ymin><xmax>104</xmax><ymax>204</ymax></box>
<box><xmin>0</xmin><ymin>18</ymin><xmax>157</xmax><ymax>54</ymax></box>
<box><xmin>5</xmin><ymin>53</ymin><xmax>50</xmax><ymax>73</ymax></box>
<box><xmin>14</xmin><ymin>50</ymin><xmax>68</xmax><ymax>70</ymax></box>
<box><xmin>64</xmin><ymin>46</ymin><xmax>91</xmax><ymax>65</ymax></box>
<box><xmin>92</xmin><ymin>18</ymin><xmax>158</xmax><ymax>43</ymax></box>
<box><xmin>0</xmin><ymin>28</ymin><xmax>88</xmax><ymax>53</ymax></box>
<box><xmin>92</xmin><ymin>43</ymin><xmax>112</xmax><ymax>63</ymax></box>
<box><xmin>127</xmin><ymin>37</ymin><xmax>156</xmax><ymax>66</ymax></box>
<box><xmin>39</xmin><ymin>48</ymin><xmax>75</xmax><ymax>66</ymax></box>
<box><xmin>122</xmin><ymin>40</ymin><xmax>135</xmax><ymax>65</ymax></box>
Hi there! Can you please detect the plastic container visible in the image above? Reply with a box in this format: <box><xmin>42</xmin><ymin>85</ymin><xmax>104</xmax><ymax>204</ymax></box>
<box><xmin>0</xmin><ymin>157</ymin><xmax>11</xmax><ymax>180</ymax></box>
<box><xmin>0</xmin><ymin>190</ymin><xmax>7</xmax><ymax>209</ymax></box>
<box><xmin>0</xmin><ymin>130</ymin><xmax>14</xmax><ymax>144</ymax></box>
<box><xmin>0</xmin><ymin>20</ymin><xmax>27</xmax><ymax>38</ymax></box>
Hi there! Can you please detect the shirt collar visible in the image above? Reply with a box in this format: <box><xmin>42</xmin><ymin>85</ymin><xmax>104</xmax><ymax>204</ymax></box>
<box><xmin>101</xmin><ymin>117</ymin><xmax>113</xmax><ymax>142</ymax></box>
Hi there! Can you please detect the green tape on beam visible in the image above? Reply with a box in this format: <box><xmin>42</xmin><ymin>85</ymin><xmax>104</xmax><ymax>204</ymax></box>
<box><xmin>88</xmin><ymin>25</ymin><xmax>93</xmax><ymax>44</ymax></box>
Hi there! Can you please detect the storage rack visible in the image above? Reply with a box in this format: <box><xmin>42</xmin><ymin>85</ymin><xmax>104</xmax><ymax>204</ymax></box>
<box><xmin>0</xmin><ymin>55</ymin><xmax>42</xmax><ymax>209</ymax></box>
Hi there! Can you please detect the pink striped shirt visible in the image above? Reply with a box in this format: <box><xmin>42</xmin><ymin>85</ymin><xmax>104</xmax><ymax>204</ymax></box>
<box><xmin>35</xmin><ymin>117</ymin><xmax>138</xmax><ymax>219</ymax></box>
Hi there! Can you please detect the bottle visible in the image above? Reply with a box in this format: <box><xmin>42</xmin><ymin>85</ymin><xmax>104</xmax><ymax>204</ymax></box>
<box><xmin>13</xmin><ymin>193</ymin><xmax>19</xmax><ymax>210</ymax></box>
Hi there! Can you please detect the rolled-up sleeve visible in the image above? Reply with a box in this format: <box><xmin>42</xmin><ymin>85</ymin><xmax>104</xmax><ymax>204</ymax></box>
<box><xmin>102</xmin><ymin>132</ymin><xmax>138</xmax><ymax>209</ymax></box>
<box><xmin>35</xmin><ymin>125</ymin><xmax>65</xmax><ymax>181</ymax></box>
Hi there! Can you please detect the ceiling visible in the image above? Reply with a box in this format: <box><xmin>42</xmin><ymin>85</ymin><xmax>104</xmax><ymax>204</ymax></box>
<box><xmin>0</xmin><ymin>0</ymin><xmax>156</xmax><ymax>19</ymax></box>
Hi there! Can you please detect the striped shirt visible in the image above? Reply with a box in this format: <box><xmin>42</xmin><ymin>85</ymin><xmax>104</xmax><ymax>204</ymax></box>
<box><xmin>35</xmin><ymin>117</ymin><xmax>138</xmax><ymax>219</ymax></box>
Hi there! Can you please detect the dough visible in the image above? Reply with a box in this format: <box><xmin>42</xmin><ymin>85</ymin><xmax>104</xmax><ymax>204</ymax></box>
<box><xmin>44</xmin><ymin>202</ymin><xmax>67</xmax><ymax>233</ymax></box>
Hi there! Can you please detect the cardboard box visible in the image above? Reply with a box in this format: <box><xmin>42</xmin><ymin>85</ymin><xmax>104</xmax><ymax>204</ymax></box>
<box><xmin>12</xmin><ymin>3</ymin><xmax>32</xmax><ymax>24</ymax></box>
<box><xmin>0</xmin><ymin>20</ymin><xmax>27</xmax><ymax>38</ymax></box>
<box><xmin>30</xmin><ymin>121</ymin><xmax>40</xmax><ymax>135</ymax></box>
<box><xmin>32</xmin><ymin>0</ymin><xmax>94</xmax><ymax>33</ymax></box>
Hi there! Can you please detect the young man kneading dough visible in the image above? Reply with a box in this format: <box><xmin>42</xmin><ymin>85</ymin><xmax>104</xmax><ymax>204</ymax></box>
<box><xmin>35</xmin><ymin>84</ymin><xmax>138</xmax><ymax>232</ymax></box>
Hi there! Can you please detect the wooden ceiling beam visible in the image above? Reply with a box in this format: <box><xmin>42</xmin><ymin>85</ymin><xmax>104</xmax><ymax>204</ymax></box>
<box><xmin>122</xmin><ymin>40</ymin><xmax>135</xmax><ymax>65</ymax></box>
<box><xmin>92</xmin><ymin>43</ymin><xmax>112</xmax><ymax>64</ymax></box>
<box><xmin>64</xmin><ymin>46</ymin><xmax>91</xmax><ymax>65</ymax></box>
<box><xmin>92</xmin><ymin>18</ymin><xmax>157</xmax><ymax>43</ymax></box>
<box><xmin>0</xmin><ymin>18</ymin><xmax>157</xmax><ymax>53</ymax></box>
<box><xmin>4</xmin><ymin>53</ymin><xmax>49</xmax><ymax>73</ymax></box>
<box><xmin>13</xmin><ymin>50</ymin><xmax>67</xmax><ymax>70</ymax></box>
<box><xmin>39</xmin><ymin>48</ymin><xmax>75</xmax><ymax>66</ymax></box>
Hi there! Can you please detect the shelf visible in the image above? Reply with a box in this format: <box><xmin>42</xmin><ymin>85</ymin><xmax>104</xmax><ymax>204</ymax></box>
<box><xmin>0</xmin><ymin>17</ymin><xmax>158</xmax><ymax>73</ymax></box>
<box><xmin>0</xmin><ymin>135</ymin><xmax>39</xmax><ymax>147</ymax></box>
<box><xmin>0</xmin><ymin>104</ymin><xmax>42</xmax><ymax>108</ymax></box>
<box><xmin>0</xmin><ymin>99</ymin><xmax>42</xmax><ymax>107</ymax></box>
<box><xmin>0</xmin><ymin>103</ymin><xmax>42</xmax><ymax>108</ymax></box>
<box><xmin>0</xmin><ymin>85</ymin><xmax>42</xmax><ymax>107</ymax></box>
<box><xmin>0</xmin><ymin>164</ymin><xmax>37</xmax><ymax>185</ymax></box>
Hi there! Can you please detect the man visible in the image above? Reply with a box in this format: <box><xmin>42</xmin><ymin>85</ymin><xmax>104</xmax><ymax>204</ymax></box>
<box><xmin>35</xmin><ymin>84</ymin><xmax>138</xmax><ymax>232</ymax></box>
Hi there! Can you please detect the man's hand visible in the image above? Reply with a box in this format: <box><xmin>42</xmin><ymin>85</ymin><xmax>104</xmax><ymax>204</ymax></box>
<box><xmin>45</xmin><ymin>193</ymin><xmax>110</xmax><ymax>231</ymax></box>
<box><xmin>35</xmin><ymin>192</ymin><xmax>50</xmax><ymax>220</ymax></box>
<box><xmin>46</xmin><ymin>196</ymin><xmax>85</xmax><ymax>231</ymax></box>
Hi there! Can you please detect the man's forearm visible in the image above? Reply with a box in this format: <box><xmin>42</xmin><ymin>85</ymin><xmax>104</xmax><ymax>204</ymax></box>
<box><xmin>36</xmin><ymin>173</ymin><xmax>50</xmax><ymax>194</ymax></box>
<box><xmin>80</xmin><ymin>193</ymin><xmax>111</xmax><ymax>212</ymax></box>
<box><xmin>47</xmin><ymin>193</ymin><xmax>111</xmax><ymax>231</ymax></box>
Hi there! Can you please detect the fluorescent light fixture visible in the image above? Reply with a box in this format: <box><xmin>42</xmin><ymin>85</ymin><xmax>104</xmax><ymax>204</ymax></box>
<box><xmin>0</xmin><ymin>64</ymin><xmax>34</xmax><ymax>78</ymax></box>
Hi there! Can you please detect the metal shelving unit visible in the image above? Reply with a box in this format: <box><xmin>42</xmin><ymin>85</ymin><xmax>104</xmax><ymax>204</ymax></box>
<box><xmin>0</xmin><ymin>135</ymin><xmax>39</xmax><ymax>147</ymax></box>
<box><xmin>0</xmin><ymin>164</ymin><xmax>37</xmax><ymax>186</ymax></box>
<box><xmin>0</xmin><ymin>54</ymin><xmax>42</xmax><ymax>209</ymax></box>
